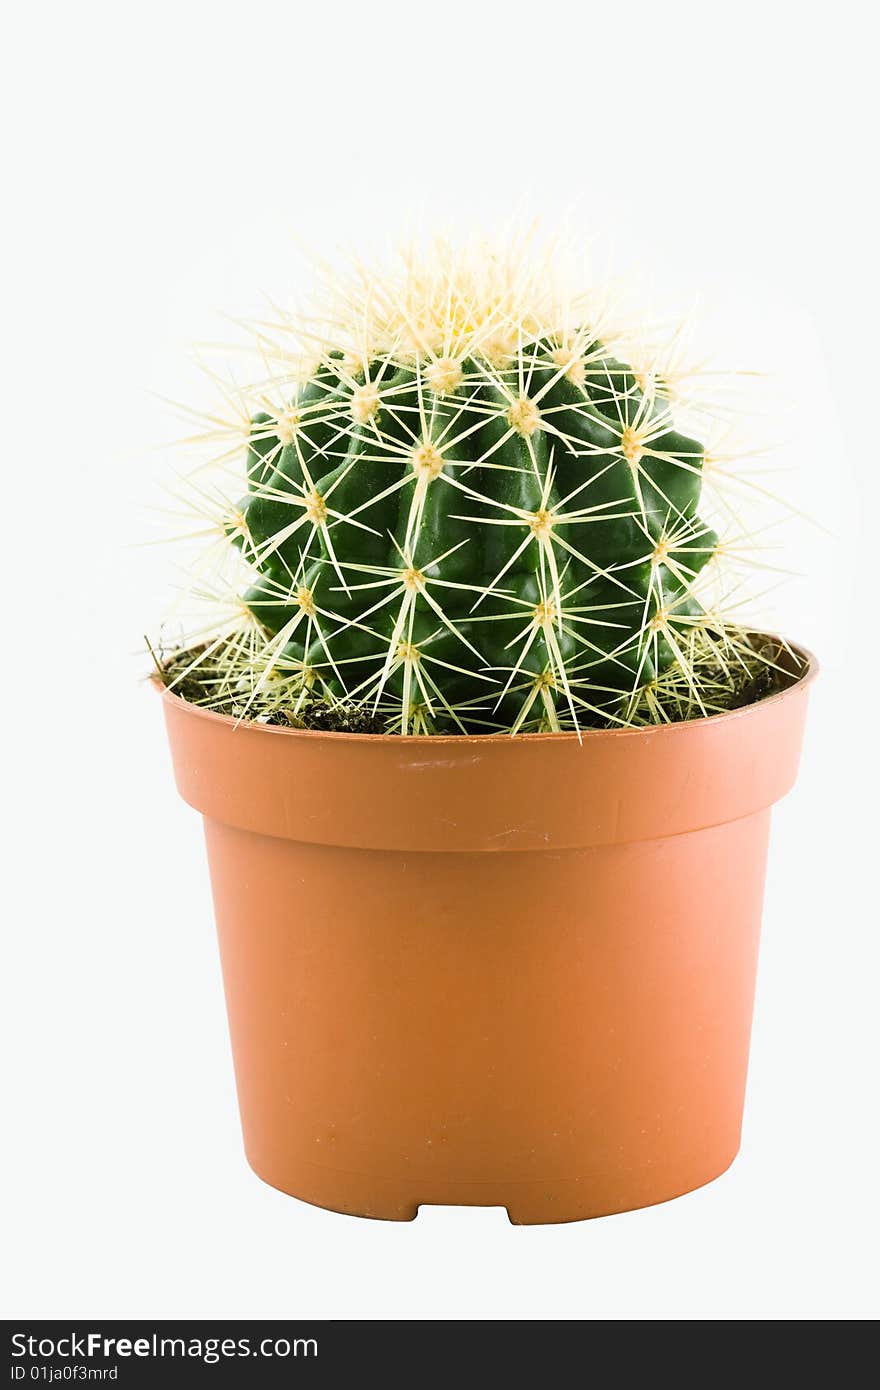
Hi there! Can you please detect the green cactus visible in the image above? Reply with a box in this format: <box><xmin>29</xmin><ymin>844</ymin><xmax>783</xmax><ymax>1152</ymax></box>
<box><xmin>160</xmin><ymin>237</ymin><xmax>783</xmax><ymax>734</ymax></box>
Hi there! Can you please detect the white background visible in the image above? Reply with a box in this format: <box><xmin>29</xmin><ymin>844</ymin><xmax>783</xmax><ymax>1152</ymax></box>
<box><xmin>3</xmin><ymin>0</ymin><xmax>878</xmax><ymax>1320</ymax></box>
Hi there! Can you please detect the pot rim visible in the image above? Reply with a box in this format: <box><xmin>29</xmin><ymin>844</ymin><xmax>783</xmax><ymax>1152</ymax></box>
<box><xmin>155</xmin><ymin>631</ymin><xmax>817</xmax><ymax>748</ymax></box>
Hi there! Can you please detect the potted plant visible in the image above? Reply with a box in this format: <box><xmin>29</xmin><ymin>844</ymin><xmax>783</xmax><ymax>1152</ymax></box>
<box><xmin>153</xmin><ymin>236</ymin><xmax>815</xmax><ymax>1222</ymax></box>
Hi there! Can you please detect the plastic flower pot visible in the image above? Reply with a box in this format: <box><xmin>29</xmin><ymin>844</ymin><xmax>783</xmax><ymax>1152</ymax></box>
<box><xmin>159</xmin><ymin>641</ymin><xmax>814</xmax><ymax>1223</ymax></box>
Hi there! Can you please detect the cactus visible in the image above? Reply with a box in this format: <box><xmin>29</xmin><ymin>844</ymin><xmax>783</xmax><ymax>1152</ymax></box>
<box><xmin>160</xmin><ymin>236</ymin><xmax>787</xmax><ymax>734</ymax></box>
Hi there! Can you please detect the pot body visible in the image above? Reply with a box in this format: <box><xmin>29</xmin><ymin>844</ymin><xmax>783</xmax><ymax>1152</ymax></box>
<box><xmin>161</xmin><ymin>648</ymin><xmax>813</xmax><ymax>1223</ymax></box>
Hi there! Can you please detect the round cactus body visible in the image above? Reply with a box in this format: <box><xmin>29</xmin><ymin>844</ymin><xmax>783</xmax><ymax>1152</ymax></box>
<box><xmin>239</xmin><ymin>335</ymin><xmax>716</xmax><ymax>733</ymax></box>
<box><xmin>159</xmin><ymin>237</ymin><xmax>782</xmax><ymax>735</ymax></box>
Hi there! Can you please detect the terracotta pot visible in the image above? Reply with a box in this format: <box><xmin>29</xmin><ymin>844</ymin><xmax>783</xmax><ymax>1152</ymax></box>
<box><xmin>159</xmin><ymin>642</ymin><xmax>815</xmax><ymax>1223</ymax></box>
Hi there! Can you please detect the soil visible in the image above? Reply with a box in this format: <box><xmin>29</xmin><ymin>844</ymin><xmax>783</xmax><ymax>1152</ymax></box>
<box><xmin>152</xmin><ymin>636</ymin><xmax>791</xmax><ymax>736</ymax></box>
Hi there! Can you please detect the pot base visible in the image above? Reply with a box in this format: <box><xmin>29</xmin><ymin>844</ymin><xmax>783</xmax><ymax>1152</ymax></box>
<box><xmin>246</xmin><ymin>1145</ymin><xmax>740</xmax><ymax>1224</ymax></box>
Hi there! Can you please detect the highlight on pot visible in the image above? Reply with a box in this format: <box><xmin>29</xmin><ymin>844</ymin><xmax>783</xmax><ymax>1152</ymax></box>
<box><xmin>150</xmin><ymin>231</ymin><xmax>802</xmax><ymax>735</ymax></box>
